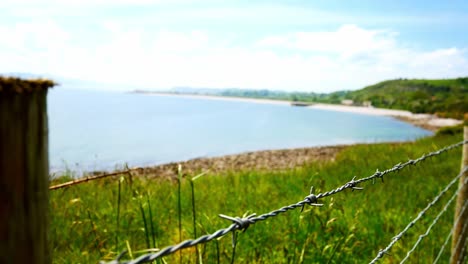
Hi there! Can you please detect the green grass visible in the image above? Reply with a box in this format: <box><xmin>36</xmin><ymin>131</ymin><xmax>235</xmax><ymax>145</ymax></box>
<box><xmin>50</xmin><ymin>131</ymin><xmax>465</xmax><ymax>263</ymax></box>
<box><xmin>166</xmin><ymin>77</ymin><xmax>468</xmax><ymax>119</ymax></box>
<box><xmin>348</xmin><ymin>78</ymin><xmax>468</xmax><ymax>119</ymax></box>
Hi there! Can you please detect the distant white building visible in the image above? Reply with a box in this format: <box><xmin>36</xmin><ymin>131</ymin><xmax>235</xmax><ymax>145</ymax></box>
<box><xmin>341</xmin><ymin>99</ymin><xmax>354</xmax><ymax>106</ymax></box>
<box><xmin>362</xmin><ymin>101</ymin><xmax>373</xmax><ymax>107</ymax></box>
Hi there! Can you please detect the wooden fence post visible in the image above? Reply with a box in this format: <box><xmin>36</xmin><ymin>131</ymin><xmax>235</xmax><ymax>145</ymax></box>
<box><xmin>451</xmin><ymin>126</ymin><xmax>468</xmax><ymax>263</ymax></box>
<box><xmin>0</xmin><ymin>77</ymin><xmax>55</xmax><ymax>263</ymax></box>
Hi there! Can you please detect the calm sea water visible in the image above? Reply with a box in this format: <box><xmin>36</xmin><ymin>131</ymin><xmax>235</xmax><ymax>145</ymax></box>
<box><xmin>48</xmin><ymin>88</ymin><xmax>432</xmax><ymax>173</ymax></box>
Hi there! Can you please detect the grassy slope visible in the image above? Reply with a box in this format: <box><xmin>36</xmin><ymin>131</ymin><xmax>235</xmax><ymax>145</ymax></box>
<box><xmin>50</xmin><ymin>130</ymin><xmax>464</xmax><ymax>263</ymax></box>
<box><xmin>194</xmin><ymin>77</ymin><xmax>468</xmax><ymax>119</ymax></box>
<box><xmin>346</xmin><ymin>78</ymin><xmax>468</xmax><ymax>119</ymax></box>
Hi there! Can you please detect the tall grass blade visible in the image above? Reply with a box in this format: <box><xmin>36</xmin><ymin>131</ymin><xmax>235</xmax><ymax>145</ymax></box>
<box><xmin>139</xmin><ymin>196</ymin><xmax>151</xmax><ymax>249</ymax></box>
<box><xmin>190</xmin><ymin>180</ymin><xmax>199</xmax><ymax>263</ymax></box>
<box><xmin>115</xmin><ymin>176</ymin><xmax>123</xmax><ymax>251</ymax></box>
<box><xmin>126</xmin><ymin>240</ymin><xmax>134</xmax><ymax>259</ymax></box>
<box><xmin>146</xmin><ymin>193</ymin><xmax>157</xmax><ymax>248</ymax></box>
<box><xmin>87</xmin><ymin>210</ymin><xmax>102</xmax><ymax>257</ymax></box>
<box><xmin>230</xmin><ymin>232</ymin><xmax>238</xmax><ymax>264</ymax></box>
<box><xmin>177</xmin><ymin>164</ymin><xmax>183</xmax><ymax>264</ymax></box>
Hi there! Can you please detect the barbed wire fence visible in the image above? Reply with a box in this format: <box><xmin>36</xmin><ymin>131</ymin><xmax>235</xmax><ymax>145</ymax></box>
<box><xmin>433</xmin><ymin>200</ymin><xmax>468</xmax><ymax>264</ymax></box>
<box><xmin>369</xmin><ymin>167</ymin><xmax>467</xmax><ymax>264</ymax></box>
<box><xmin>94</xmin><ymin>138</ymin><xmax>468</xmax><ymax>264</ymax></box>
<box><xmin>408</xmin><ymin>197</ymin><xmax>468</xmax><ymax>264</ymax></box>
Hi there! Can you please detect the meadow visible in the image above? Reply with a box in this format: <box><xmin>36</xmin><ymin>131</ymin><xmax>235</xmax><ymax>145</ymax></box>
<box><xmin>49</xmin><ymin>127</ymin><xmax>465</xmax><ymax>263</ymax></box>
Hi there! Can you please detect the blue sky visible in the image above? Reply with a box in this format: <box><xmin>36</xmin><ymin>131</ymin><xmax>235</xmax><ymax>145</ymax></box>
<box><xmin>1</xmin><ymin>0</ymin><xmax>467</xmax><ymax>92</ymax></box>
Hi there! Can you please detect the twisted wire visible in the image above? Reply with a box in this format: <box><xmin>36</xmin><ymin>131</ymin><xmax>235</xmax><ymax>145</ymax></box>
<box><xmin>103</xmin><ymin>140</ymin><xmax>466</xmax><ymax>264</ymax></box>
<box><xmin>400</xmin><ymin>185</ymin><xmax>468</xmax><ymax>263</ymax></box>
<box><xmin>450</xmin><ymin>212</ymin><xmax>468</xmax><ymax>263</ymax></box>
<box><xmin>433</xmin><ymin>200</ymin><xmax>468</xmax><ymax>263</ymax></box>
<box><xmin>369</xmin><ymin>166</ymin><xmax>467</xmax><ymax>264</ymax></box>
<box><xmin>249</xmin><ymin>140</ymin><xmax>467</xmax><ymax>225</ymax></box>
<box><xmin>317</xmin><ymin>140</ymin><xmax>467</xmax><ymax>199</ymax></box>
<box><xmin>104</xmin><ymin>224</ymin><xmax>238</xmax><ymax>264</ymax></box>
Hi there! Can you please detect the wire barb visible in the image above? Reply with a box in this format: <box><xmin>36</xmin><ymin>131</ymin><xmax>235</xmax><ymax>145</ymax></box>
<box><xmin>219</xmin><ymin>213</ymin><xmax>257</xmax><ymax>232</ymax></box>
<box><xmin>372</xmin><ymin>169</ymin><xmax>384</xmax><ymax>184</ymax></box>
<box><xmin>301</xmin><ymin>186</ymin><xmax>324</xmax><ymax>212</ymax></box>
<box><xmin>348</xmin><ymin>176</ymin><xmax>364</xmax><ymax>191</ymax></box>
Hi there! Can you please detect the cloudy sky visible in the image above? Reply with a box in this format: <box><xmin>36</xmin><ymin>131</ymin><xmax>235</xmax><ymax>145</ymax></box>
<box><xmin>1</xmin><ymin>0</ymin><xmax>468</xmax><ymax>92</ymax></box>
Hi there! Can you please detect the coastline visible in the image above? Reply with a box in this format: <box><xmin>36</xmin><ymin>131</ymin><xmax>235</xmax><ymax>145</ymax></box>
<box><xmin>144</xmin><ymin>92</ymin><xmax>292</xmax><ymax>105</ymax></box>
<box><xmin>54</xmin><ymin>92</ymin><xmax>462</xmax><ymax>181</ymax></box>
<box><xmin>139</xmin><ymin>92</ymin><xmax>462</xmax><ymax>131</ymax></box>
<box><xmin>309</xmin><ymin>103</ymin><xmax>462</xmax><ymax>131</ymax></box>
<box><xmin>123</xmin><ymin>145</ymin><xmax>347</xmax><ymax>180</ymax></box>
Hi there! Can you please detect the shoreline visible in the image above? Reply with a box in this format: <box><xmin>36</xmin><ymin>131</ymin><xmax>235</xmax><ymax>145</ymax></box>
<box><xmin>139</xmin><ymin>92</ymin><xmax>462</xmax><ymax>131</ymax></box>
<box><xmin>66</xmin><ymin>141</ymin><xmax>412</xmax><ymax>181</ymax></box>
<box><xmin>143</xmin><ymin>92</ymin><xmax>292</xmax><ymax>105</ymax></box>
<box><xmin>51</xmin><ymin>92</ymin><xmax>462</xmax><ymax>181</ymax></box>
<box><xmin>90</xmin><ymin>145</ymin><xmax>349</xmax><ymax>180</ymax></box>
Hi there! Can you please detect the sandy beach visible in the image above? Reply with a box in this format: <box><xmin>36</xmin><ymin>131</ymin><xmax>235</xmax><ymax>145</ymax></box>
<box><xmin>309</xmin><ymin>104</ymin><xmax>462</xmax><ymax>131</ymax></box>
<box><xmin>144</xmin><ymin>92</ymin><xmax>462</xmax><ymax>131</ymax></box>
<box><xmin>147</xmin><ymin>92</ymin><xmax>292</xmax><ymax>105</ymax></box>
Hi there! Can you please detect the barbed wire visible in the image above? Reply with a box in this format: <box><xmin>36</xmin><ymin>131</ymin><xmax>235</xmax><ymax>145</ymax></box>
<box><xmin>400</xmin><ymin>184</ymin><xmax>468</xmax><ymax>263</ymax></box>
<box><xmin>433</xmin><ymin>200</ymin><xmax>468</xmax><ymax>264</ymax></box>
<box><xmin>103</xmin><ymin>140</ymin><xmax>467</xmax><ymax>264</ymax></box>
<box><xmin>317</xmin><ymin>140</ymin><xmax>467</xmax><ymax>200</ymax></box>
<box><xmin>369</xmin><ymin>166</ymin><xmax>467</xmax><ymax>264</ymax></box>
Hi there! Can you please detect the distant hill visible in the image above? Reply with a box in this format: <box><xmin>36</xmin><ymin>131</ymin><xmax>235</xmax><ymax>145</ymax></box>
<box><xmin>342</xmin><ymin>78</ymin><xmax>468</xmax><ymax>119</ymax></box>
<box><xmin>135</xmin><ymin>77</ymin><xmax>468</xmax><ymax>120</ymax></box>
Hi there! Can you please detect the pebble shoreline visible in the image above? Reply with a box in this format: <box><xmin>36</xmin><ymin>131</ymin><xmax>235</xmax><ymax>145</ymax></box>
<box><xmin>128</xmin><ymin>146</ymin><xmax>347</xmax><ymax>180</ymax></box>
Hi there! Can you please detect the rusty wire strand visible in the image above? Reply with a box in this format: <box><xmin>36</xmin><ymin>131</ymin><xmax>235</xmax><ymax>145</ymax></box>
<box><xmin>400</xmin><ymin>185</ymin><xmax>468</xmax><ymax>263</ymax></box>
<box><xmin>369</xmin><ymin>166</ymin><xmax>467</xmax><ymax>264</ymax></box>
<box><xmin>49</xmin><ymin>167</ymin><xmax>141</xmax><ymax>190</ymax></box>
<box><xmin>103</xmin><ymin>140</ymin><xmax>467</xmax><ymax>264</ymax></box>
<box><xmin>433</xmin><ymin>198</ymin><xmax>468</xmax><ymax>263</ymax></box>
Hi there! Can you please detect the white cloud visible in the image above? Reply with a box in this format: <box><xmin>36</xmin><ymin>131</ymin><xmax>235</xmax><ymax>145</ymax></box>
<box><xmin>0</xmin><ymin>22</ymin><xmax>467</xmax><ymax>92</ymax></box>
<box><xmin>257</xmin><ymin>25</ymin><xmax>397</xmax><ymax>57</ymax></box>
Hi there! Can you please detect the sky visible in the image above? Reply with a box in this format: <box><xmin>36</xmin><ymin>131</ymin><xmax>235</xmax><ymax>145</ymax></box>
<box><xmin>1</xmin><ymin>0</ymin><xmax>468</xmax><ymax>92</ymax></box>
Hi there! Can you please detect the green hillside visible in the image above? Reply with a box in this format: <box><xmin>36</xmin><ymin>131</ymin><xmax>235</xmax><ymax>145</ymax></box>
<box><xmin>217</xmin><ymin>77</ymin><xmax>468</xmax><ymax>119</ymax></box>
<box><xmin>145</xmin><ymin>77</ymin><xmax>468</xmax><ymax>119</ymax></box>
<box><xmin>343</xmin><ymin>77</ymin><xmax>468</xmax><ymax>119</ymax></box>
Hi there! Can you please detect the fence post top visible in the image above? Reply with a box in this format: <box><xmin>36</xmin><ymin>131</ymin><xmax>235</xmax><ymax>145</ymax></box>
<box><xmin>0</xmin><ymin>76</ymin><xmax>56</xmax><ymax>94</ymax></box>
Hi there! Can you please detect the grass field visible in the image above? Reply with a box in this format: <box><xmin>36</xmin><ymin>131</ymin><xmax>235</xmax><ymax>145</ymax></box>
<box><xmin>49</xmin><ymin>128</ymin><xmax>465</xmax><ymax>263</ymax></box>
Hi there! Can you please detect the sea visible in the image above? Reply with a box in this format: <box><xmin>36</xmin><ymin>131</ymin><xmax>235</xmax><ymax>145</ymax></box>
<box><xmin>48</xmin><ymin>88</ymin><xmax>433</xmax><ymax>174</ymax></box>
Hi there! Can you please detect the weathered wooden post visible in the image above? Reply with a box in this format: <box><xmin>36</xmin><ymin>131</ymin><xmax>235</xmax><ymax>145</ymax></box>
<box><xmin>0</xmin><ymin>77</ymin><xmax>55</xmax><ymax>263</ymax></box>
<box><xmin>451</xmin><ymin>125</ymin><xmax>468</xmax><ymax>263</ymax></box>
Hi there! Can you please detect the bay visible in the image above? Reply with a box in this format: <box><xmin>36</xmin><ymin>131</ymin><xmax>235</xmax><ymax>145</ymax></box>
<box><xmin>48</xmin><ymin>88</ymin><xmax>432</xmax><ymax>174</ymax></box>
